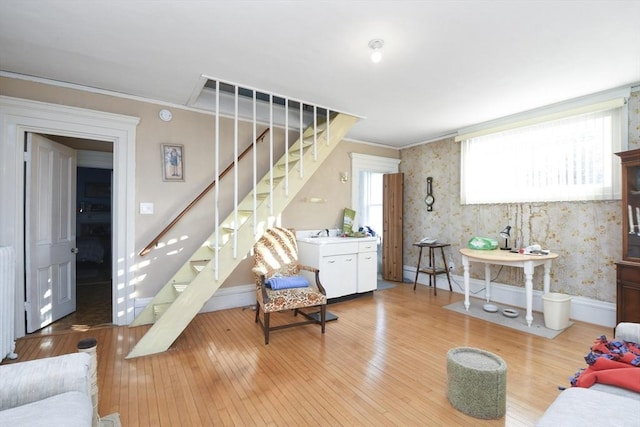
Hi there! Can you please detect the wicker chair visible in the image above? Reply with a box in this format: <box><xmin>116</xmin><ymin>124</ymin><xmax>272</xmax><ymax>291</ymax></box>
<box><xmin>252</xmin><ymin>227</ymin><xmax>327</xmax><ymax>344</ymax></box>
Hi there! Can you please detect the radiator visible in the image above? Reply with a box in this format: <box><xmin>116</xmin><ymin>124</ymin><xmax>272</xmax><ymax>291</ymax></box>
<box><xmin>0</xmin><ymin>246</ymin><xmax>18</xmax><ymax>361</ymax></box>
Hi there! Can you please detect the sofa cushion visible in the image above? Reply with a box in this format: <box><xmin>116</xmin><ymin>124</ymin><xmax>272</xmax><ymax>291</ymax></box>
<box><xmin>616</xmin><ymin>322</ymin><xmax>640</xmax><ymax>343</ymax></box>
<box><xmin>591</xmin><ymin>383</ymin><xmax>640</xmax><ymax>399</ymax></box>
<box><xmin>535</xmin><ymin>387</ymin><xmax>639</xmax><ymax>427</ymax></box>
<box><xmin>0</xmin><ymin>353</ymin><xmax>91</xmax><ymax>411</ymax></box>
<box><xmin>0</xmin><ymin>391</ymin><xmax>92</xmax><ymax>426</ymax></box>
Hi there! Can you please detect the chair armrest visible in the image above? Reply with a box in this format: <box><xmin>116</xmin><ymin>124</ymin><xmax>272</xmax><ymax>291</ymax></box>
<box><xmin>298</xmin><ymin>264</ymin><xmax>326</xmax><ymax>295</ymax></box>
<box><xmin>258</xmin><ymin>274</ymin><xmax>270</xmax><ymax>304</ymax></box>
<box><xmin>0</xmin><ymin>353</ymin><xmax>91</xmax><ymax>411</ymax></box>
<box><xmin>298</xmin><ymin>264</ymin><xmax>318</xmax><ymax>274</ymax></box>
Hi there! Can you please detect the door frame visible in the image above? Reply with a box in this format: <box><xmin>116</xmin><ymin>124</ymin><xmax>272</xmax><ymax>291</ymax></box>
<box><xmin>350</xmin><ymin>153</ymin><xmax>401</xmax><ymax>230</ymax></box>
<box><xmin>0</xmin><ymin>95</ymin><xmax>139</xmax><ymax>337</ymax></box>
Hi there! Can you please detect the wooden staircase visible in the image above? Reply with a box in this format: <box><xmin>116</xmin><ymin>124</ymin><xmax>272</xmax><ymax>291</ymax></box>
<box><xmin>126</xmin><ymin>112</ymin><xmax>358</xmax><ymax>358</ymax></box>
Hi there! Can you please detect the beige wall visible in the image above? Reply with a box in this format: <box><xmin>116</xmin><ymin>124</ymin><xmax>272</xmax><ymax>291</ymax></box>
<box><xmin>0</xmin><ymin>75</ymin><xmax>399</xmax><ymax>297</ymax></box>
<box><xmin>400</xmin><ymin>89</ymin><xmax>640</xmax><ymax>303</ymax></box>
<box><xmin>282</xmin><ymin>141</ymin><xmax>399</xmax><ymax>230</ymax></box>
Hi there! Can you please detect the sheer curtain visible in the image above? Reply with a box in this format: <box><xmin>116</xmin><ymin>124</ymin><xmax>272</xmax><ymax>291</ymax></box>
<box><xmin>461</xmin><ymin>107</ymin><xmax>623</xmax><ymax>204</ymax></box>
<box><xmin>358</xmin><ymin>171</ymin><xmax>383</xmax><ymax>236</ymax></box>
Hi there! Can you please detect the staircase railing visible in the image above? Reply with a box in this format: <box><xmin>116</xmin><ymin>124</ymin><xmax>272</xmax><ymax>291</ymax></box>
<box><xmin>138</xmin><ymin>127</ymin><xmax>270</xmax><ymax>256</ymax></box>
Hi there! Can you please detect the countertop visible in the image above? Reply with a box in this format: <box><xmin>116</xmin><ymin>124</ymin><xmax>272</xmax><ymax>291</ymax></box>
<box><xmin>297</xmin><ymin>236</ymin><xmax>377</xmax><ymax>245</ymax></box>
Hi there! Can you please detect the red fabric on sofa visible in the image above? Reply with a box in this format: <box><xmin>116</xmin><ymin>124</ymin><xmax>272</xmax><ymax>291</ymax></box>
<box><xmin>571</xmin><ymin>335</ymin><xmax>640</xmax><ymax>393</ymax></box>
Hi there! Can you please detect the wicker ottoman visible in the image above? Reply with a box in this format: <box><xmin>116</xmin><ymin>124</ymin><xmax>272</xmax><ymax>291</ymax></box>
<box><xmin>446</xmin><ymin>347</ymin><xmax>507</xmax><ymax>419</ymax></box>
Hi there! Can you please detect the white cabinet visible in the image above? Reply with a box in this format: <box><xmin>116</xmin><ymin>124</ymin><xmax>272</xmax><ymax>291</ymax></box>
<box><xmin>297</xmin><ymin>237</ymin><xmax>378</xmax><ymax>299</ymax></box>
<box><xmin>357</xmin><ymin>241</ymin><xmax>377</xmax><ymax>293</ymax></box>
<box><xmin>320</xmin><ymin>254</ymin><xmax>357</xmax><ymax>298</ymax></box>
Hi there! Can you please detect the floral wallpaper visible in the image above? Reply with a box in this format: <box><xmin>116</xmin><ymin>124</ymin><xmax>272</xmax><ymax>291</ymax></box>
<box><xmin>401</xmin><ymin>89</ymin><xmax>640</xmax><ymax>302</ymax></box>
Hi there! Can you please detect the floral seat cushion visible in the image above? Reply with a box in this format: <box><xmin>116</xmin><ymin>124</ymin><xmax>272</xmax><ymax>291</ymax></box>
<box><xmin>261</xmin><ymin>286</ymin><xmax>326</xmax><ymax>312</ymax></box>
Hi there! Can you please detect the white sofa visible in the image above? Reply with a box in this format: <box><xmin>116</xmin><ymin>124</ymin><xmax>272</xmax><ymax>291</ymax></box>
<box><xmin>536</xmin><ymin>322</ymin><xmax>640</xmax><ymax>427</ymax></box>
<box><xmin>0</xmin><ymin>352</ymin><xmax>93</xmax><ymax>426</ymax></box>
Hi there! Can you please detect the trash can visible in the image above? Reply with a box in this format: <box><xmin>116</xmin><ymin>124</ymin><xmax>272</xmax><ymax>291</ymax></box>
<box><xmin>542</xmin><ymin>293</ymin><xmax>572</xmax><ymax>330</ymax></box>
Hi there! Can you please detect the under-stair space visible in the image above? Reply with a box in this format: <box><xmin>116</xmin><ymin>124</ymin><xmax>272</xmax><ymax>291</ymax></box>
<box><xmin>126</xmin><ymin>109</ymin><xmax>357</xmax><ymax>358</ymax></box>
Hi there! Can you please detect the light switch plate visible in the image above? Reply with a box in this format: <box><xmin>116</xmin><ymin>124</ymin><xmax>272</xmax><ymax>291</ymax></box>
<box><xmin>140</xmin><ymin>202</ymin><xmax>154</xmax><ymax>215</ymax></box>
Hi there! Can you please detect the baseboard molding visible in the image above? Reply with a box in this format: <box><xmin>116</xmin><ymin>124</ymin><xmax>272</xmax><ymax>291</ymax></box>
<box><xmin>201</xmin><ymin>284</ymin><xmax>255</xmax><ymax>312</ymax></box>
<box><xmin>134</xmin><ymin>284</ymin><xmax>255</xmax><ymax>318</ymax></box>
<box><xmin>404</xmin><ymin>266</ymin><xmax>616</xmax><ymax>328</ymax></box>
<box><xmin>134</xmin><ymin>270</ymin><xmax>617</xmax><ymax>329</ymax></box>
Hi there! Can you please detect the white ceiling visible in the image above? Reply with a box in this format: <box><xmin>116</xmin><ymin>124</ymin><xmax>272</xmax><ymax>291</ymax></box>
<box><xmin>1</xmin><ymin>0</ymin><xmax>639</xmax><ymax>148</ymax></box>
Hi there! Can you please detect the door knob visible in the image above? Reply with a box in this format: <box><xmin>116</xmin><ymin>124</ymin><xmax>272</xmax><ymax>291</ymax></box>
<box><xmin>71</xmin><ymin>247</ymin><xmax>79</xmax><ymax>254</ymax></box>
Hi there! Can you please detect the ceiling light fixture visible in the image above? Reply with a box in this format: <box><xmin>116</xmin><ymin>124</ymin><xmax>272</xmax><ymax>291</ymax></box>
<box><xmin>368</xmin><ymin>39</ymin><xmax>384</xmax><ymax>63</ymax></box>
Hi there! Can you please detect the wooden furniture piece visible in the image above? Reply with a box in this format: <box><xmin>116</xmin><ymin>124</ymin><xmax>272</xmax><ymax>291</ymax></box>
<box><xmin>297</xmin><ymin>236</ymin><xmax>378</xmax><ymax>299</ymax></box>
<box><xmin>412</xmin><ymin>242</ymin><xmax>452</xmax><ymax>295</ymax></box>
<box><xmin>252</xmin><ymin>227</ymin><xmax>327</xmax><ymax>344</ymax></box>
<box><xmin>382</xmin><ymin>173</ymin><xmax>403</xmax><ymax>281</ymax></box>
<box><xmin>615</xmin><ymin>262</ymin><xmax>640</xmax><ymax>324</ymax></box>
<box><xmin>459</xmin><ymin>248</ymin><xmax>559</xmax><ymax>327</ymax></box>
<box><xmin>615</xmin><ymin>149</ymin><xmax>640</xmax><ymax>324</ymax></box>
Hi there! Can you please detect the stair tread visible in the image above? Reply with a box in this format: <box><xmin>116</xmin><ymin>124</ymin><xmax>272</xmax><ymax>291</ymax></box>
<box><xmin>190</xmin><ymin>259</ymin><xmax>210</xmax><ymax>273</ymax></box>
<box><xmin>173</xmin><ymin>283</ymin><xmax>188</xmax><ymax>292</ymax></box>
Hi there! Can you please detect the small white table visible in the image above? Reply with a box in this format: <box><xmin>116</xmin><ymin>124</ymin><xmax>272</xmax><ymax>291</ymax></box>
<box><xmin>459</xmin><ymin>248</ymin><xmax>559</xmax><ymax>327</ymax></box>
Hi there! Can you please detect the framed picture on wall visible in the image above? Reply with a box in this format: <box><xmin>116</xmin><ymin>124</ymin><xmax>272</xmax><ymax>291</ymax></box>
<box><xmin>161</xmin><ymin>144</ymin><xmax>184</xmax><ymax>181</ymax></box>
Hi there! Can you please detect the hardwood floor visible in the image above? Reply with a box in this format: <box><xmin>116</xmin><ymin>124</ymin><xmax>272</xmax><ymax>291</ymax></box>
<box><xmin>5</xmin><ymin>282</ymin><xmax>606</xmax><ymax>426</ymax></box>
<box><xmin>28</xmin><ymin>280</ymin><xmax>113</xmax><ymax>336</ymax></box>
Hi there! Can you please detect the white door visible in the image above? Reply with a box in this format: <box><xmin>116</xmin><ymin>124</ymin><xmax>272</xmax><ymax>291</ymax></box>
<box><xmin>25</xmin><ymin>133</ymin><xmax>77</xmax><ymax>332</ymax></box>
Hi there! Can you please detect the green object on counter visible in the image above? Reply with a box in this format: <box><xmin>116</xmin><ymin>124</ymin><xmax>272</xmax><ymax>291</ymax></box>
<box><xmin>467</xmin><ymin>237</ymin><xmax>498</xmax><ymax>250</ymax></box>
<box><xmin>343</xmin><ymin>208</ymin><xmax>356</xmax><ymax>235</ymax></box>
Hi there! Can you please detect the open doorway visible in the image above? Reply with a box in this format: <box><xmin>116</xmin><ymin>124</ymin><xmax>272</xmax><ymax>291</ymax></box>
<box><xmin>358</xmin><ymin>171</ymin><xmax>384</xmax><ymax>273</ymax></box>
<box><xmin>350</xmin><ymin>154</ymin><xmax>402</xmax><ymax>279</ymax></box>
<box><xmin>73</xmin><ymin>166</ymin><xmax>113</xmax><ymax>329</ymax></box>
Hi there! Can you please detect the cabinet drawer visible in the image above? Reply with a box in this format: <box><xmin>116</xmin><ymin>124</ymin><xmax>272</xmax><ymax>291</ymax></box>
<box><xmin>617</xmin><ymin>263</ymin><xmax>640</xmax><ymax>283</ymax></box>
<box><xmin>319</xmin><ymin>242</ymin><xmax>359</xmax><ymax>256</ymax></box>
<box><xmin>358</xmin><ymin>241</ymin><xmax>377</xmax><ymax>253</ymax></box>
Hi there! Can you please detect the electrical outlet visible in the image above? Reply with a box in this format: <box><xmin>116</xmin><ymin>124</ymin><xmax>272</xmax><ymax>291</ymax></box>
<box><xmin>448</xmin><ymin>261</ymin><xmax>455</xmax><ymax>271</ymax></box>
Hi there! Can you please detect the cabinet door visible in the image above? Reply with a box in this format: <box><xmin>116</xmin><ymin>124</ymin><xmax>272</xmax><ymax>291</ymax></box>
<box><xmin>320</xmin><ymin>255</ymin><xmax>357</xmax><ymax>298</ymax></box>
<box><xmin>358</xmin><ymin>251</ymin><xmax>377</xmax><ymax>293</ymax></box>
<box><xmin>618</xmin><ymin>282</ymin><xmax>640</xmax><ymax>323</ymax></box>
<box><xmin>617</xmin><ymin>149</ymin><xmax>640</xmax><ymax>261</ymax></box>
<box><xmin>616</xmin><ymin>262</ymin><xmax>640</xmax><ymax>324</ymax></box>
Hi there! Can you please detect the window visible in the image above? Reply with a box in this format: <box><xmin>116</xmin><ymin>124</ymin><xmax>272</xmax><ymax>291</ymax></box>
<box><xmin>358</xmin><ymin>171</ymin><xmax>384</xmax><ymax>235</ymax></box>
<box><xmin>458</xmin><ymin>97</ymin><xmax>627</xmax><ymax>204</ymax></box>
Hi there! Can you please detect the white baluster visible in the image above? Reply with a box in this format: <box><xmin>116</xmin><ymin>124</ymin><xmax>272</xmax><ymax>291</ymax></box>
<box><xmin>214</xmin><ymin>80</ymin><xmax>220</xmax><ymax>280</ymax></box>
<box><xmin>269</xmin><ymin>93</ymin><xmax>274</xmax><ymax>215</ymax></box>
<box><xmin>252</xmin><ymin>89</ymin><xmax>257</xmax><ymax>235</ymax></box>
<box><xmin>233</xmin><ymin>84</ymin><xmax>238</xmax><ymax>259</ymax></box>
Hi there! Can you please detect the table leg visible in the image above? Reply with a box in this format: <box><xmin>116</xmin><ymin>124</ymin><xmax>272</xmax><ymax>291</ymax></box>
<box><xmin>429</xmin><ymin>247</ymin><xmax>437</xmax><ymax>295</ymax></box>
<box><xmin>441</xmin><ymin>246</ymin><xmax>453</xmax><ymax>291</ymax></box>
<box><xmin>413</xmin><ymin>246</ymin><xmax>423</xmax><ymax>291</ymax></box>
<box><xmin>524</xmin><ymin>261</ymin><xmax>534</xmax><ymax>327</ymax></box>
<box><xmin>542</xmin><ymin>260</ymin><xmax>552</xmax><ymax>294</ymax></box>
<box><xmin>462</xmin><ymin>255</ymin><xmax>470</xmax><ymax>310</ymax></box>
<box><xmin>484</xmin><ymin>263</ymin><xmax>492</xmax><ymax>302</ymax></box>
